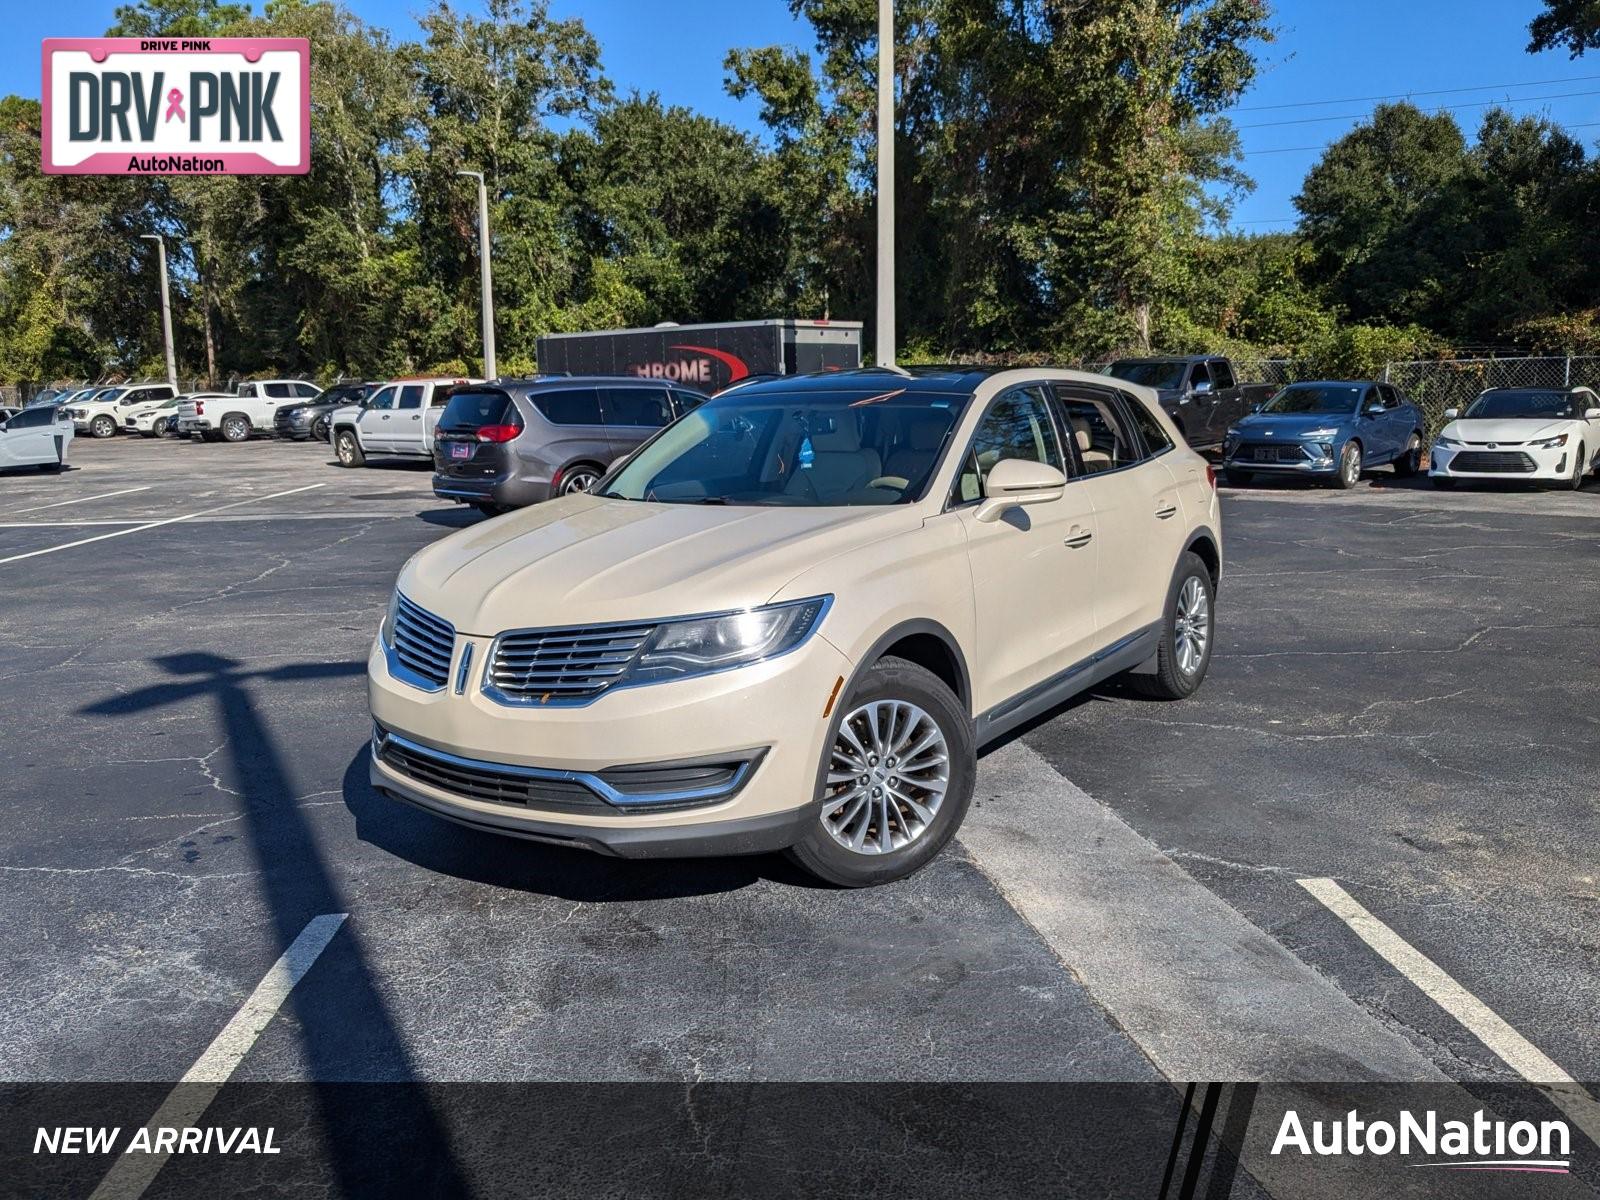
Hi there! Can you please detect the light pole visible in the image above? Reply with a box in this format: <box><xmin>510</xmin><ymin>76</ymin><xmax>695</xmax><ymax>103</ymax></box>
<box><xmin>456</xmin><ymin>170</ymin><xmax>497</xmax><ymax>380</ymax></box>
<box><xmin>875</xmin><ymin>0</ymin><xmax>895</xmax><ymax>368</ymax></box>
<box><xmin>139</xmin><ymin>234</ymin><xmax>178</xmax><ymax>391</ymax></box>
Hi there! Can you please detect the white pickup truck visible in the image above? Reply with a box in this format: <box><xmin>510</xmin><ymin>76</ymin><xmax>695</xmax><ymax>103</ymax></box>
<box><xmin>330</xmin><ymin>377</ymin><xmax>479</xmax><ymax>467</ymax></box>
<box><xmin>177</xmin><ymin>379</ymin><xmax>322</xmax><ymax>442</ymax></box>
<box><xmin>68</xmin><ymin>382</ymin><xmax>178</xmax><ymax>438</ymax></box>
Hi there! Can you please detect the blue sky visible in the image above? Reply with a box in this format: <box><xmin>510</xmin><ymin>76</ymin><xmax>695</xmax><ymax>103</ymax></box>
<box><xmin>12</xmin><ymin>0</ymin><xmax>1600</xmax><ymax>231</ymax></box>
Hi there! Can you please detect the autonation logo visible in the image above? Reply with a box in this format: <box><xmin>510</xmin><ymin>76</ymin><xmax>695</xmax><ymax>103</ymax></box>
<box><xmin>1271</xmin><ymin>1109</ymin><xmax>1571</xmax><ymax>1174</ymax></box>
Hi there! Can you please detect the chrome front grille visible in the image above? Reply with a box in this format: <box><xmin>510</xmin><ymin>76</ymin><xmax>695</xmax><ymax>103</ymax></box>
<box><xmin>486</xmin><ymin>622</ymin><xmax>656</xmax><ymax>703</ymax></box>
<box><xmin>392</xmin><ymin>594</ymin><xmax>456</xmax><ymax>688</ymax></box>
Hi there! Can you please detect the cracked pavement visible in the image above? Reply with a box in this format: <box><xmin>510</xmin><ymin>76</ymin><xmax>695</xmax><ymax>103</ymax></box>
<box><xmin>1</xmin><ymin>437</ymin><xmax>1597</xmax><ymax>1094</ymax></box>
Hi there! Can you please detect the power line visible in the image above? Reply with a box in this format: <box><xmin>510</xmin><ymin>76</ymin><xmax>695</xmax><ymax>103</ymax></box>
<box><xmin>1232</xmin><ymin>72</ymin><xmax>1600</xmax><ymax>113</ymax></box>
<box><xmin>1240</xmin><ymin>87</ymin><xmax>1600</xmax><ymax>129</ymax></box>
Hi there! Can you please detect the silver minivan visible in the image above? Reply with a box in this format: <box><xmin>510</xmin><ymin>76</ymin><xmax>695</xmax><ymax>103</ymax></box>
<box><xmin>432</xmin><ymin>377</ymin><xmax>708</xmax><ymax>515</ymax></box>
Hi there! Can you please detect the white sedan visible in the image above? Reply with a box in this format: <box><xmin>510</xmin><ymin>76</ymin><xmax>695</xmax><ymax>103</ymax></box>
<box><xmin>0</xmin><ymin>405</ymin><xmax>74</xmax><ymax>472</ymax></box>
<box><xmin>1431</xmin><ymin>386</ymin><xmax>1600</xmax><ymax>489</ymax></box>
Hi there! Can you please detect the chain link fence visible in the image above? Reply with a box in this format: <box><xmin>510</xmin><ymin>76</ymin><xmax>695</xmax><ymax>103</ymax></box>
<box><xmin>1384</xmin><ymin>357</ymin><xmax>1600</xmax><ymax>434</ymax></box>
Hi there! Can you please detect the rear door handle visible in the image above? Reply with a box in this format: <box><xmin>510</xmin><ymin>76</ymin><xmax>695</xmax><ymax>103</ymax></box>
<box><xmin>1064</xmin><ymin>528</ymin><xmax>1093</xmax><ymax>549</ymax></box>
<box><xmin>1155</xmin><ymin>504</ymin><xmax>1178</xmax><ymax>520</ymax></box>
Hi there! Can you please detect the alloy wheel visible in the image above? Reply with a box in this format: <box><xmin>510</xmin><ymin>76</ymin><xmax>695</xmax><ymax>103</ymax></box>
<box><xmin>820</xmin><ymin>700</ymin><xmax>950</xmax><ymax>856</ymax></box>
<box><xmin>1342</xmin><ymin>444</ymin><xmax>1361</xmax><ymax>486</ymax></box>
<box><xmin>560</xmin><ymin>468</ymin><xmax>599</xmax><ymax>495</ymax></box>
<box><xmin>1174</xmin><ymin>576</ymin><xmax>1210</xmax><ymax>677</ymax></box>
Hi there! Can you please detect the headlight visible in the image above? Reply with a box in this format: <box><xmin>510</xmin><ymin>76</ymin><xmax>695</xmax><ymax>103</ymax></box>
<box><xmin>380</xmin><ymin>590</ymin><xmax>400</xmax><ymax>648</ymax></box>
<box><xmin>627</xmin><ymin>596</ymin><xmax>830</xmax><ymax>686</ymax></box>
<box><xmin>1529</xmin><ymin>433</ymin><xmax>1568</xmax><ymax>449</ymax></box>
<box><xmin>1301</xmin><ymin>428</ymin><xmax>1338</xmax><ymax>439</ymax></box>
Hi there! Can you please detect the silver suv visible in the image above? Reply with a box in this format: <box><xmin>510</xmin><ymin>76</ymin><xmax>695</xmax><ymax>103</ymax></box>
<box><xmin>432</xmin><ymin>377</ymin><xmax>709</xmax><ymax>515</ymax></box>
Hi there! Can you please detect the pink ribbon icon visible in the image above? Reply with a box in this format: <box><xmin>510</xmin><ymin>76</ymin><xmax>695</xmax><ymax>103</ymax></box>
<box><xmin>164</xmin><ymin>88</ymin><xmax>185</xmax><ymax>123</ymax></box>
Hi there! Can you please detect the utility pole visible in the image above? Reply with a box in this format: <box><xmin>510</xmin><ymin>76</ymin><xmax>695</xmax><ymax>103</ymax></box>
<box><xmin>875</xmin><ymin>0</ymin><xmax>895</xmax><ymax>367</ymax></box>
<box><xmin>139</xmin><ymin>234</ymin><xmax>178</xmax><ymax>391</ymax></box>
<box><xmin>456</xmin><ymin>170</ymin><xmax>497</xmax><ymax>380</ymax></box>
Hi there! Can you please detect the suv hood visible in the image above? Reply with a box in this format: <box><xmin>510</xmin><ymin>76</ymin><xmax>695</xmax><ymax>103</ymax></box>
<box><xmin>1232</xmin><ymin>411</ymin><xmax>1353</xmax><ymax>436</ymax></box>
<box><xmin>400</xmin><ymin>496</ymin><xmax>923</xmax><ymax>635</ymax></box>
<box><xmin>1440</xmin><ymin>417</ymin><xmax>1574</xmax><ymax>443</ymax></box>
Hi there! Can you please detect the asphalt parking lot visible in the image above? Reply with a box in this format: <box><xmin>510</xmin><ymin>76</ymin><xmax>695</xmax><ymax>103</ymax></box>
<box><xmin>1</xmin><ymin>436</ymin><xmax>1597</xmax><ymax>1099</ymax></box>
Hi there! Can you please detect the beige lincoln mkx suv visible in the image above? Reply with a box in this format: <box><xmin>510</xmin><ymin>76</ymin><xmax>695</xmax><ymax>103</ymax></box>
<box><xmin>369</xmin><ymin>367</ymin><xmax>1221</xmax><ymax>886</ymax></box>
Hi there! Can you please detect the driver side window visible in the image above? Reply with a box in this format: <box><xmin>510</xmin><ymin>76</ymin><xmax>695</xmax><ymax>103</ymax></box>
<box><xmin>952</xmin><ymin>387</ymin><xmax>1063</xmax><ymax>504</ymax></box>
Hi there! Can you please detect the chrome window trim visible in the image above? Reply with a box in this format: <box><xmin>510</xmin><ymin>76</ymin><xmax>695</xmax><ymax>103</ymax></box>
<box><xmin>480</xmin><ymin>595</ymin><xmax>833</xmax><ymax>709</ymax></box>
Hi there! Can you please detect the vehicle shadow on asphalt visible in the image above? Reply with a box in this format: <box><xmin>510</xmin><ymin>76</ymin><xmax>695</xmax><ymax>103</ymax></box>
<box><xmin>81</xmin><ymin>653</ymin><xmax>472</xmax><ymax>1191</ymax></box>
<box><xmin>416</xmin><ymin>508</ymin><xmax>480</xmax><ymax>529</ymax></box>
<box><xmin>339</xmin><ymin>751</ymin><xmax>826</xmax><ymax>899</ymax></box>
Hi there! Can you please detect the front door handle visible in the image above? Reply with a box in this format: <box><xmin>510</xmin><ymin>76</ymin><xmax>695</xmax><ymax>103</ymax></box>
<box><xmin>1064</xmin><ymin>528</ymin><xmax>1093</xmax><ymax>549</ymax></box>
<box><xmin>1155</xmin><ymin>504</ymin><xmax>1178</xmax><ymax>520</ymax></box>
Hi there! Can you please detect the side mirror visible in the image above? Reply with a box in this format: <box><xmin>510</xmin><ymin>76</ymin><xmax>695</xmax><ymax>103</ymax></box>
<box><xmin>1442</xmin><ymin>408</ymin><xmax>1459</xmax><ymax>420</ymax></box>
<box><xmin>976</xmin><ymin>458</ymin><xmax>1068</xmax><ymax>524</ymax></box>
<box><xmin>1364</xmin><ymin>403</ymin><xmax>1384</xmax><ymax>416</ymax></box>
<box><xmin>1192</xmin><ymin>380</ymin><xmax>1214</xmax><ymax>396</ymax></box>
<box><xmin>1585</xmin><ymin>407</ymin><xmax>1600</xmax><ymax>420</ymax></box>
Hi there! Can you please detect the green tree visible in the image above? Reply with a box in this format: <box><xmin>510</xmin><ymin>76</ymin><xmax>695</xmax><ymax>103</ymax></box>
<box><xmin>1527</xmin><ymin>0</ymin><xmax>1600</xmax><ymax>56</ymax></box>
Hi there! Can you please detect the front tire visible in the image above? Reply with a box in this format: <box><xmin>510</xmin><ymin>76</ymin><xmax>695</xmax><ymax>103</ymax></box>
<box><xmin>1129</xmin><ymin>551</ymin><xmax>1215</xmax><ymax>701</ymax></box>
<box><xmin>311</xmin><ymin>416</ymin><xmax>329</xmax><ymax>442</ymax></box>
<box><xmin>1333</xmin><ymin>441</ymin><xmax>1362</xmax><ymax>489</ymax></box>
<box><xmin>152</xmin><ymin>417</ymin><xmax>168</xmax><ymax>437</ymax></box>
<box><xmin>1393</xmin><ymin>433</ymin><xmax>1423</xmax><ymax>477</ymax></box>
<box><xmin>787</xmin><ymin>656</ymin><xmax>975</xmax><ymax>888</ymax></box>
<box><xmin>1568</xmin><ymin>445</ymin><xmax>1587</xmax><ymax>491</ymax></box>
<box><xmin>90</xmin><ymin>415</ymin><xmax>116</xmax><ymax>438</ymax></box>
<box><xmin>335</xmin><ymin>429</ymin><xmax>366</xmax><ymax>467</ymax></box>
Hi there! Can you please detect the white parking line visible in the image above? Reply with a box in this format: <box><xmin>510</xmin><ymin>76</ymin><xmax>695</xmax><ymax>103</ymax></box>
<box><xmin>87</xmin><ymin>913</ymin><xmax>347</xmax><ymax>1200</ymax></box>
<box><xmin>15</xmin><ymin>485</ymin><xmax>152</xmax><ymax>513</ymax></box>
<box><xmin>0</xmin><ymin>483</ymin><xmax>325</xmax><ymax>566</ymax></box>
<box><xmin>959</xmin><ymin>742</ymin><xmax>1444</xmax><ymax>1081</ymax></box>
<box><xmin>1300</xmin><ymin>877</ymin><xmax>1600</xmax><ymax>1144</ymax></box>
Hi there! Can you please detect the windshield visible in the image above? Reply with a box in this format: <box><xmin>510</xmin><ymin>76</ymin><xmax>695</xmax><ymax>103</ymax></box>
<box><xmin>1262</xmin><ymin>385</ymin><xmax>1361</xmax><ymax>416</ymax></box>
<box><xmin>1108</xmin><ymin>361</ymin><xmax>1187</xmax><ymax>391</ymax></box>
<box><xmin>602</xmin><ymin>387</ymin><xmax>971</xmax><ymax>506</ymax></box>
<box><xmin>1463</xmin><ymin>390</ymin><xmax>1580</xmax><ymax>420</ymax></box>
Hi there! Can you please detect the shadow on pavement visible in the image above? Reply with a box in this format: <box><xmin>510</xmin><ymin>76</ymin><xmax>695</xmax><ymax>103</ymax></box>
<box><xmin>80</xmin><ymin>653</ymin><xmax>471</xmax><ymax>1193</ymax></box>
<box><xmin>341</xmin><ymin>749</ymin><xmax>825</xmax><ymax>900</ymax></box>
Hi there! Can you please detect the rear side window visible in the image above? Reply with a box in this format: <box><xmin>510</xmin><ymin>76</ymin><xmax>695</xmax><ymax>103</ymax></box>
<box><xmin>1056</xmin><ymin>392</ymin><xmax>1142</xmax><ymax>474</ymax></box>
<box><xmin>1121</xmin><ymin>394</ymin><xmax>1173</xmax><ymax>456</ymax></box>
<box><xmin>397</xmin><ymin>385</ymin><xmax>425</xmax><ymax>411</ymax></box>
<box><xmin>1210</xmin><ymin>361</ymin><xmax>1235</xmax><ymax>391</ymax></box>
<box><xmin>439</xmin><ymin>390</ymin><xmax>517</xmax><ymax>431</ymax></box>
<box><xmin>533</xmin><ymin>388</ymin><xmax>603</xmax><ymax>426</ymax></box>
<box><xmin>4</xmin><ymin>407</ymin><xmax>53</xmax><ymax>429</ymax></box>
<box><xmin>603</xmin><ymin>387</ymin><xmax>673</xmax><ymax>428</ymax></box>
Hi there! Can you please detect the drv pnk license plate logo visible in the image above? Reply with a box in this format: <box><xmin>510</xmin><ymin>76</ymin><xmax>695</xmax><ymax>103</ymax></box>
<box><xmin>42</xmin><ymin>38</ymin><xmax>309</xmax><ymax>175</ymax></box>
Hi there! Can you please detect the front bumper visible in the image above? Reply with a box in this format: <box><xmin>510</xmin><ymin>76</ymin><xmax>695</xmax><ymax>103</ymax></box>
<box><xmin>1430</xmin><ymin>443</ymin><xmax>1571</xmax><ymax>480</ymax></box>
<box><xmin>368</xmin><ymin>625</ymin><xmax>852</xmax><ymax>855</ymax></box>
<box><xmin>1222</xmin><ymin>441</ymin><xmax>1338</xmax><ymax>475</ymax></box>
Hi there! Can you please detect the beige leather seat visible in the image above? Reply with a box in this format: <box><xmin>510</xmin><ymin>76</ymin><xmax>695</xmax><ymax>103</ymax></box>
<box><xmin>784</xmin><ymin>420</ymin><xmax>883</xmax><ymax>500</ymax></box>
<box><xmin>1072</xmin><ymin>421</ymin><xmax>1113</xmax><ymax>472</ymax></box>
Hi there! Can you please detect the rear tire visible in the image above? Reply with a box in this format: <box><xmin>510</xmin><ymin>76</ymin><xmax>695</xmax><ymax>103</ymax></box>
<box><xmin>558</xmin><ymin>463</ymin><xmax>603</xmax><ymax>495</ymax></box>
<box><xmin>1129</xmin><ymin>551</ymin><xmax>1215</xmax><ymax>701</ymax></box>
<box><xmin>335</xmin><ymin>429</ymin><xmax>365</xmax><ymax>467</ymax></box>
<box><xmin>220</xmin><ymin>414</ymin><xmax>251</xmax><ymax>443</ymax></box>
<box><xmin>786</xmin><ymin>656</ymin><xmax>975</xmax><ymax>888</ymax></box>
<box><xmin>1393</xmin><ymin>433</ymin><xmax>1423</xmax><ymax>477</ymax></box>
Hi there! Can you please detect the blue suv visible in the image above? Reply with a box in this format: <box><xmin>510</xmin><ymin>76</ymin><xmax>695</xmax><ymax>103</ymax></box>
<box><xmin>1222</xmin><ymin>381</ymin><xmax>1425</xmax><ymax>489</ymax></box>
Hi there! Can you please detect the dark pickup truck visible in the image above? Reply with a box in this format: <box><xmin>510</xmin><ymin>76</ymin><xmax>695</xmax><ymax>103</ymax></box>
<box><xmin>1106</xmin><ymin>356</ymin><xmax>1278</xmax><ymax>450</ymax></box>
